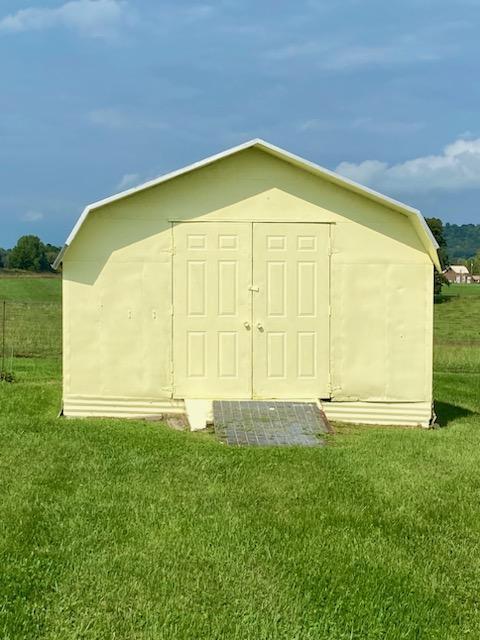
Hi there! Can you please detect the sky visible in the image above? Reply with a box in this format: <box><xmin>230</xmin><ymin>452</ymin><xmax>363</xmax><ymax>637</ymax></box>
<box><xmin>1</xmin><ymin>0</ymin><xmax>480</xmax><ymax>248</ymax></box>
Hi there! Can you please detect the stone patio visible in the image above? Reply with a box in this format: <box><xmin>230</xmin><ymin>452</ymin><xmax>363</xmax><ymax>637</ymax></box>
<box><xmin>213</xmin><ymin>400</ymin><xmax>330</xmax><ymax>447</ymax></box>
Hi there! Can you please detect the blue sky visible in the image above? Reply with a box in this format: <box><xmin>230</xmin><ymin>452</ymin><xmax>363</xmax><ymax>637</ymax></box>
<box><xmin>1</xmin><ymin>0</ymin><xmax>480</xmax><ymax>248</ymax></box>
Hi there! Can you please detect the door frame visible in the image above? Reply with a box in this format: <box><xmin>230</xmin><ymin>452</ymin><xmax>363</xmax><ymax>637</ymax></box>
<box><xmin>171</xmin><ymin>220</ymin><xmax>334</xmax><ymax>399</ymax></box>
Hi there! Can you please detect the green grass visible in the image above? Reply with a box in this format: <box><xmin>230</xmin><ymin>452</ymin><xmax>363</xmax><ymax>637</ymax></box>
<box><xmin>1</xmin><ymin>279</ymin><xmax>480</xmax><ymax>638</ymax></box>
<box><xmin>1</xmin><ymin>302</ymin><xmax>61</xmax><ymax>359</ymax></box>
<box><xmin>441</xmin><ymin>283</ymin><xmax>480</xmax><ymax>297</ymax></box>
<box><xmin>434</xmin><ymin>284</ymin><xmax>480</xmax><ymax>373</ymax></box>
<box><xmin>0</xmin><ymin>272</ymin><xmax>61</xmax><ymax>302</ymax></box>
<box><xmin>0</xmin><ymin>274</ymin><xmax>61</xmax><ymax>360</ymax></box>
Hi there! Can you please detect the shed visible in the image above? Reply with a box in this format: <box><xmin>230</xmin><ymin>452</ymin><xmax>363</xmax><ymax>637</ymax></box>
<box><xmin>54</xmin><ymin>139</ymin><xmax>440</xmax><ymax>428</ymax></box>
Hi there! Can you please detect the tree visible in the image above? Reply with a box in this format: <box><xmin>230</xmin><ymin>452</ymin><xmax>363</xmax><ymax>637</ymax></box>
<box><xmin>8</xmin><ymin>235</ymin><xmax>49</xmax><ymax>272</ymax></box>
<box><xmin>426</xmin><ymin>217</ymin><xmax>448</xmax><ymax>266</ymax></box>
<box><xmin>425</xmin><ymin>217</ymin><xmax>448</xmax><ymax>295</ymax></box>
<box><xmin>444</xmin><ymin>223</ymin><xmax>480</xmax><ymax>261</ymax></box>
<box><xmin>472</xmin><ymin>250</ymin><xmax>480</xmax><ymax>276</ymax></box>
<box><xmin>0</xmin><ymin>247</ymin><xmax>9</xmax><ymax>269</ymax></box>
<box><xmin>44</xmin><ymin>243</ymin><xmax>61</xmax><ymax>268</ymax></box>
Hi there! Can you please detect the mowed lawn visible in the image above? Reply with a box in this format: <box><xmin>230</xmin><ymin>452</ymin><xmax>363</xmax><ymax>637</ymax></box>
<box><xmin>0</xmin><ymin>272</ymin><xmax>61</xmax><ymax>302</ymax></box>
<box><xmin>0</xmin><ymin>273</ymin><xmax>61</xmax><ymax>360</ymax></box>
<box><xmin>1</xmin><ymin>279</ymin><xmax>480</xmax><ymax>639</ymax></box>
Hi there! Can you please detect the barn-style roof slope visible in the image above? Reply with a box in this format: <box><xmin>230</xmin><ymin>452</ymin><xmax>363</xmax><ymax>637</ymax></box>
<box><xmin>53</xmin><ymin>139</ymin><xmax>440</xmax><ymax>270</ymax></box>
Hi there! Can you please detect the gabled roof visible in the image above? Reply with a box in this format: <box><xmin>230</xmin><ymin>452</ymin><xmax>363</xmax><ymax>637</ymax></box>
<box><xmin>53</xmin><ymin>138</ymin><xmax>441</xmax><ymax>270</ymax></box>
<box><xmin>449</xmin><ymin>265</ymin><xmax>470</xmax><ymax>274</ymax></box>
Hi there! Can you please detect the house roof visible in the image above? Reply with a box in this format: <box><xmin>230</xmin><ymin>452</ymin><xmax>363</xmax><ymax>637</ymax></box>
<box><xmin>53</xmin><ymin>138</ymin><xmax>441</xmax><ymax>270</ymax></box>
<box><xmin>449</xmin><ymin>265</ymin><xmax>470</xmax><ymax>274</ymax></box>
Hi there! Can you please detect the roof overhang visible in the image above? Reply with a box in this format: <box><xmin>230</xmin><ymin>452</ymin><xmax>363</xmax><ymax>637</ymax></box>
<box><xmin>53</xmin><ymin>138</ymin><xmax>441</xmax><ymax>271</ymax></box>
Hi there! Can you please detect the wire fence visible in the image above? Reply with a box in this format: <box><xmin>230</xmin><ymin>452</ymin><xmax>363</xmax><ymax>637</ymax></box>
<box><xmin>0</xmin><ymin>300</ymin><xmax>61</xmax><ymax>373</ymax></box>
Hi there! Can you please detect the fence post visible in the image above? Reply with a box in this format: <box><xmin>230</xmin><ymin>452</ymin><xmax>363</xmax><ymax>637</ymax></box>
<box><xmin>1</xmin><ymin>300</ymin><xmax>5</xmax><ymax>373</ymax></box>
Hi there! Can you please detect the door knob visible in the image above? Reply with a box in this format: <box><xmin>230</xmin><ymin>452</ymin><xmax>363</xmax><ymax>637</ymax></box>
<box><xmin>256</xmin><ymin>322</ymin><xmax>264</xmax><ymax>331</ymax></box>
<box><xmin>243</xmin><ymin>321</ymin><xmax>251</xmax><ymax>329</ymax></box>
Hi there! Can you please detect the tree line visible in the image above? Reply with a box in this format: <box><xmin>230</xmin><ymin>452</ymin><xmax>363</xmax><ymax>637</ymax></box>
<box><xmin>444</xmin><ymin>223</ymin><xmax>480</xmax><ymax>262</ymax></box>
<box><xmin>422</xmin><ymin>218</ymin><xmax>480</xmax><ymax>273</ymax></box>
<box><xmin>425</xmin><ymin>218</ymin><xmax>480</xmax><ymax>294</ymax></box>
<box><xmin>0</xmin><ymin>236</ymin><xmax>60</xmax><ymax>272</ymax></box>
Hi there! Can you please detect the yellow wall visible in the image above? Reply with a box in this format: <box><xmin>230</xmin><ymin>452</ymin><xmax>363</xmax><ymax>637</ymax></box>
<box><xmin>63</xmin><ymin>148</ymin><xmax>433</xmax><ymax>404</ymax></box>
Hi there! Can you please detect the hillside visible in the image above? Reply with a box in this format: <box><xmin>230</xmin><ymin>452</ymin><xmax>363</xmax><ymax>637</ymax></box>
<box><xmin>444</xmin><ymin>223</ymin><xmax>480</xmax><ymax>261</ymax></box>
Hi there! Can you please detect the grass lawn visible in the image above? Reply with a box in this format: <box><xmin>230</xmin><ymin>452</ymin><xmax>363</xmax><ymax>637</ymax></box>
<box><xmin>1</xmin><ymin>282</ymin><xmax>480</xmax><ymax>639</ymax></box>
<box><xmin>0</xmin><ymin>271</ymin><xmax>61</xmax><ymax>302</ymax></box>
<box><xmin>434</xmin><ymin>284</ymin><xmax>480</xmax><ymax>373</ymax></box>
<box><xmin>441</xmin><ymin>283</ymin><xmax>480</xmax><ymax>297</ymax></box>
<box><xmin>0</xmin><ymin>274</ymin><xmax>61</xmax><ymax>360</ymax></box>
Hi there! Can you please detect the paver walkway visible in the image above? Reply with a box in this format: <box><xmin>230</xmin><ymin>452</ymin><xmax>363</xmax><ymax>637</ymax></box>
<box><xmin>213</xmin><ymin>400</ymin><xmax>330</xmax><ymax>447</ymax></box>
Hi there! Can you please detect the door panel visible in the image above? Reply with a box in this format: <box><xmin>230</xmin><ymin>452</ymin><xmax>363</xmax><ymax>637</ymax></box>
<box><xmin>173</xmin><ymin>222</ymin><xmax>252</xmax><ymax>398</ymax></box>
<box><xmin>252</xmin><ymin>223</ymin><xmax>330</xmax><ymax>398</ymax></box>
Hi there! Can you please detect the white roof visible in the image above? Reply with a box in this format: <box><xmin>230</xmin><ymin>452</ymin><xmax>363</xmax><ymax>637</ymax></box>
<box><xmin>450</xmin><ymin>265</ymin><xmax>470</xmax><ymax>274</ymax></box>
<box><xmin>53</xmin><ymin>138</ymin><xmax>440</xmax><ymax>270</ymax></box>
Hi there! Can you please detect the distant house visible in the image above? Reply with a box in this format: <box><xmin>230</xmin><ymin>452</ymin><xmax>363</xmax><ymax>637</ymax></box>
<box><xmin>443</xmin><ymin>265</ymin><xmax>472</xmax><ymax>284</ymax></box>
<box><xmin>472</xmin><ymin>275</ymin><xmax>480</xmax><ymax>284</ymax></box>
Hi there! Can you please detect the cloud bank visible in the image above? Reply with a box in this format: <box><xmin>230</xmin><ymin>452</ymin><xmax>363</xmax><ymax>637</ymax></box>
<box><xmin>0</xmin><ymin>0</ymin><xmax>132</xmax><ymax>38</ymax></box>
<box><xmin>21</xmin><ymin>211</ymin><xmax>44</xmax><ymax>222</ymax></box>
<box><xmin>336</xmin><ymin>138</ymin><xmax>480</xmax><ymax>193</ymax></box>
<box><xmin>116</xmin><ymin>173</ymin><xmax>141</xmax><ymax>190</ymax></box>
<box><xmin>88</xmin><ymin>107</ymin><xmax>166</xmax><ymax>130</ymax></box>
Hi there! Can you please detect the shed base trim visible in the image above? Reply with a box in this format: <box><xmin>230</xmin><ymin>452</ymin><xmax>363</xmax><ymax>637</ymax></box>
<box><xmin>321</xmin><ymin>401</ymin><xmax>432</xmax><ymax>428</ymax></box>
<box><xmin>63</xmin><ymin>395</ymin><xmax>433</xmax><ymax>429</ymax></box>
<box><xmin>63</xmin><ymin>395</ymin><xmax>184</xmax><ymax>418</ymax></box>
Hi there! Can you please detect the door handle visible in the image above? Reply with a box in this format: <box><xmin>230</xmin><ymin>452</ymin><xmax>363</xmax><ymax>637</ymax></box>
<box><xmin>243</xmin><ymin>321</ymin><xmax>251</xmax><ymax>330</ymax></box>
<box><xmin>256</xmin><ymin>322</ymin><xmax>264</xmax><ymax>331</ymax></box>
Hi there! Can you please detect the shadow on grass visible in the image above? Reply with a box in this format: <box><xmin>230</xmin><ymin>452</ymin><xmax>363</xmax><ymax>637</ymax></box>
<box><xmin>434</xmin><ymin>401</ymin><xmax>474</xmax><ymax>427</ymax></box>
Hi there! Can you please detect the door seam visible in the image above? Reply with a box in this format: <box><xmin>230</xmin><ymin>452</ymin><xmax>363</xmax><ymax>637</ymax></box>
<box><xmin>250</xmin><ymin>222</ymin><xmax>254</xmax><ymax>399</ymax></box>
<box><xmin>170</xmin><ymin>221</ymin><xmax>175</xmax><ymax>398</ymax></box>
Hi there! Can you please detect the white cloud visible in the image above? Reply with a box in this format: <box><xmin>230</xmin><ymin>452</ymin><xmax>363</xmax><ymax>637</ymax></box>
<box><xmin>88</xmin><ymin>107</ymin><xmax>166</xmax><ymax>130</ymax></box>
<box><xmin>183</xmin><ymin>5</ymin><xmax>214</xmax><ymax>20</ymax></box>
<box><xmin>266</xmin><ymin>40</ymin><xmax>326</xmax><ymax>61</ymax></box>
<box><xmin>297</xmin><ymin>119</ymin><xmax>329</xmax><ymax>132</ymax></box>
<box><xmin>324</xmin><ymin>44</ymin><xmax>439</xmax><ymax>70</ymax></box>
<box><xmin>0</xmin><ymin>0</ymin><xmax>132</xmax><ymax>39</ymax></box>
<box><xmin>265</xmin><ymin>21</ymin><xmax>469</xmax><ymax>71</ymax></box>
<box><xmin>21</xmin><ymin>211</ymin><xmax>44</xmax><ymax>222</ymax></box>
<box><xmin>336</xmin><ymin>137</ymin><xmax>480</xmax><ymax>193</ymax></box>
<box><xmin>350</xmin><ymin>117</ymin><xmax>425</xmax><ymax>135</ymax></box>
<box><xmin>298</xmin><ymin>116</ymin><xmax>424</xmax><ymax>135</ymax></box>
<box><xmin>88</xmin><ymin>107</ymin><xmax>131</xmax><ymax>128</ymax></box>
<box><xmin>116</xmin><ymin>173</ymin><xmax>141</xmax><ymax>190</ymax></box>
<box><xmin>267</xmin><ymin>39</ymin><xmax>441</xmax><ymax>70</ymax></box>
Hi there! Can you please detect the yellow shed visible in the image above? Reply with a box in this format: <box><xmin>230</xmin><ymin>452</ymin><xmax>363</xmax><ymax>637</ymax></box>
<box><xmin>54</xmin><ymin>140</ymin><xmax>440</xmax><ymax>429</ymax></box>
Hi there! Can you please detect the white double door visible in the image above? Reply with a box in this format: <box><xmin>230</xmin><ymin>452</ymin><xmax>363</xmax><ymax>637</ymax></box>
<box><xmin>173</xmin><ymin>222</ymin><xmax>330</xmax><ymax>399</ymax></box>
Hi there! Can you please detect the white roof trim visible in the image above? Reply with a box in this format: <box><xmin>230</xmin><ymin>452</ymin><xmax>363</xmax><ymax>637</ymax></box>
<box><xmin>53</xmin><ymin>138</ymin><xmax>440</xmax><ymax>270</ymax></box>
